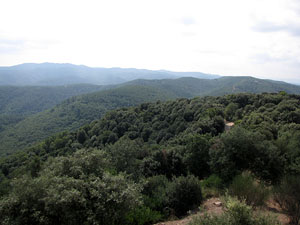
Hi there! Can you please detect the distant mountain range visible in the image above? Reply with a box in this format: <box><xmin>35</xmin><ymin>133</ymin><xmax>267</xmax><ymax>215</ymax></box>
<box><xmin>127</xmin><ymin>76</ymin><xmax>300</xmax><ymax>97</ymax></box>
<box><xmin>0</xmin><ymin>63</ymin><xmax>220</xmax><ymax>86</ymax></box>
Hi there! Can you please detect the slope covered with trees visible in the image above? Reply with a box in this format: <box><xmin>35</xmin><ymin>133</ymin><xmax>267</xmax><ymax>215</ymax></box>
<box><xmin>1</xmin><ymin>76</ymin><xmax>300</xmax><ymax>156</ymax></box>
<box><xmin>0</xmin><ymin>85</ymin><xmax>175</xmax><ymax>155</ymax></box>
<box><xmin>127</xmin><ymin>76</ymin><xmax>300</xmax><ymax>97</ymax></box>
<box><xmin>0</xmin><ymin>84</ymin><xmax>107</xmax><ymax>129</ymax></box>
<box><xmin>0</xmin><ymin>84</ymin><xmax>107</xmax><ymax>116</ymax></box>
<box><xmin>0</xmin><ymin>93</ymin><xmax>300</xmax><ymax>224</ymax></box>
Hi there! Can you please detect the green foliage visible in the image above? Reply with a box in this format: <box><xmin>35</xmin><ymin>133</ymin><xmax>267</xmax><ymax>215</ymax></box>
<box><xmin>184</xmin><ymin>134</ymin><xmax>211</xmax><ymax>178</ymax></box>
<box><xmin>229</xmin><ymin>172</ymin><xmax>270</xmax><ymax>208</ymax></box>
<box><xmin>0</xmin><ymin>149</ymin><xmax>141</xmax><ymax>225</ymax></box>
<box><xmin>26</xmin><ymin>155</ymin><xmax>41</xmax><ymax>177</ymax></box>
<box><xmin>225</xmin><ymin>103</ymin><xmax>239</xmax><ymax>121</ymax></box>
<box><xmin>225</xmin><ymin>196</ymin><xmax>253</xmax><ymax>225</ymax></box>
<box><xmin>277</xmin><ymin>131</ymin><xmax>300</xmax><ymax>175</ymax></box>
<box><xmin>0</xmin><ymin>84</ymin><xmax>104</xmax><ymax>116</ymax></box>
<box><xmin>273</xmin><ymin>175</ymin><xmax>300</xmax><ymax>225</ymax></box>
<box><xmin>125</xmin><ymin>206</ymin><xmax>162</xmax><ymax>225</ymax></box>
<box><xmin>189</xmin><ymin>196</ymin><xmax>280</xmax><ymax>225</ymax></box>
<box><xmin>105</xmin><ymin>136</ymin><xmax>145</xmax><ymax>179</ymax></box>
<box><xmin>2</xmin><ymin>92</ymin><xmax>300</xmax><ymax>188</ymax></box>
<box><xmin>0</xmin><ymin>172</ymin><xmax>10</xmax><ymax>197</ymax></box>
<box><xmin>202</xmin><ymin>174</ymin><xmax>223</xmax><ymax>189</ymax></box>
<box><xmin>2</xmin><ymin>76</ymin><xmax>300</xmax><ymax>155</ymax></box>
<box><xmin>0</xmin><ymin>85</ymin><xmax>174</xmax><ymax>155</ymax></box>
<box><xmin>201</xmin><ymin>174</ymin><xmax>224</xmax><ymax>198</ymax></box>
<box><xmin>142</xmin><ymin>175</ymin><xmax>170</xmax><ymax>211</ymax></box>
<box><xmin>166</xmin><ymin>175</ymin><xmax>203</xmax><ymax>217</ymax></box>
<box><xmin>142</xmin><ymin>175</ymin><xmax>203</xmax><ymax>218</ymax></box>
<box><xmin>1</xmin><ymin>92</ymin><xmax>300</xmax><ymax>224</ymax></box>
<box><xmin>209</xmin><ymin>126</ymin><xmax>284</xmax><ymax>183</ymax></box>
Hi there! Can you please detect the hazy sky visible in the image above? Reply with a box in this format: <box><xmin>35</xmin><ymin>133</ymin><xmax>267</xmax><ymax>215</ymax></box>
<box><xmin>1</xmin><ymin>0</ymin><xmax>300</xmax><ymax>83</ymax></box>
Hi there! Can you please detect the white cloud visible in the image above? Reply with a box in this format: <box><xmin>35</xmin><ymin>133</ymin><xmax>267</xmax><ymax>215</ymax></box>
<box><xmin>0</xmin><ymin>0</ymin><xmax>300</xmax><ymax>83</ymax></box>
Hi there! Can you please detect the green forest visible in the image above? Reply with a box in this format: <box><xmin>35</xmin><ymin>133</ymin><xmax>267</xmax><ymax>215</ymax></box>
<box><xmin>1</xmin><ymin>76</ymin><xmax>300</xmax><ymax>156</ymax></box>
<box><xmin>1</xmin><ymin>92</ymin><xmax>300</xmax><ymax>224</ymax></box>
<box><xmin>0</xmin><ymin>85</ymin><xmax>173</xmax><ymax>155</ymax></box>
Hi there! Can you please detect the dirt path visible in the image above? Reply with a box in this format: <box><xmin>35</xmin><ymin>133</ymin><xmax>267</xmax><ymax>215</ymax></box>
<box><xmin>155</xmin><ymin>198</ymin><xmax>289</xmax><ymax>225</ymax></box>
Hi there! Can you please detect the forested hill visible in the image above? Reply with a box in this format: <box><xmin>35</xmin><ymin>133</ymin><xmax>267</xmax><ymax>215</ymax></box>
<box><xmin>0</xmin><ymin>93</ymin><xmax>300</xmax><ymax>224</ymax></box>
<box><xmin>1</xmin><ymin>76</ymin><xmax>300</xmax><ymax>155</ymax></box>
<box><xmin>0</xmin><ymin>84</ymin><xmax>107</xmax><ymax>138</ymax></box>
<box><xmin>0</xmin><ymin>84</ymin><xmax>107</xmax><ymax>116</ymax></box>
<box><xmin>127</xmin><ymin>76</ymin><xmax>300</xmax><ymax>97</ymax></box>
<box><xmin>0</xmin><ymin>63</ymin><xmax>219</xmax><ymax>86</ymax></box>
<box><xmin>0</xmin><ymin>85</ymin><xmax>175</xmax><ymax>155</ymax></box>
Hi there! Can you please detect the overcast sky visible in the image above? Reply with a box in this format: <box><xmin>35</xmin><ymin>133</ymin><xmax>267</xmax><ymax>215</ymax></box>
<box><xmin>1</xmin><ymin>0</ymin><xmax>300</xmax><ymax>83</ymax></box>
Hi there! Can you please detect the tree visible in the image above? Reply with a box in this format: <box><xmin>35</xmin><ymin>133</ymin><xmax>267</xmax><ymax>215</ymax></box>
<box><xmin>0</xmin><ymin>149</ymin><xmax>141</xmax><ymax>225</ymax></box>
<box><xmin>225</xmin><ymin>103</ymin><xmax>239</xmax><ymax>121</ymax></box>
<box><xmin>184</xmin><ymin>134</ymin><xmax>211</xmax><ymax>178</ymax></box>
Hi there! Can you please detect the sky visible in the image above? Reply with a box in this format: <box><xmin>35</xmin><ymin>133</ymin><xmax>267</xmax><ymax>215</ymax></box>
<box><xmin>0</xmin><ymin>0</ymin><xmax>300</xmax><ymax>84</ymax></box>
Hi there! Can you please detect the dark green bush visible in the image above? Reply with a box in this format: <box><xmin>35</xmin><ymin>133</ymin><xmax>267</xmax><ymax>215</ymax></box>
<box><xmin>142</xmin><ymin>175</ymin><xmax>169</xmax><ymax>212</ymax></box>
<box><xmin>273</xmin><ymin>175</ymin><xmax>300</xmax><ymax>225</ymax></box>
<box><xmin>0</xmin><ymin>149</ymin><xmax>141</xmax><ymax>225</ymax></box>
<box><xmin>229</xmin><ymin>172</ymin><xmax>269</xmax><ymax>208</ymax></box>
<box><xmin>125</xmin><ymin>206</ymin><xmax>162</xmax><ymax>225</ymax></box>
<box><xmin>201</xmin><ymin>174</ymin><xmax>223</xmax><ymax>198</ymax></box>
<box><xmin>201</xmin><ymin>174</ymin><xmax>223</xmax><ymax>189</ymax></box>
<box><xmin>167</xmin><ymin>175</ymin><xmax>202</xmax><ymax>217</ymax></box>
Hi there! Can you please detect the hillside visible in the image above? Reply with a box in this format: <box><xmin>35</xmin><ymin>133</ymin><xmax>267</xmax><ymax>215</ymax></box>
<box><xmin>0</xmin><ymin>93</ymin><xmax>299</xmax><ymax>225</ymax></box>
<box><xmin>0</xmin><ymin>63</ymin><xmax>219</xmax><ymax>86</ymax></box>
<box><xmin>0</xmin><ymin>85</ymin><xmax>175</xmax><ymax>155</ymax></box>
<box><xmin>0</xmin><ymin>84</ymin><xmax>108</xmax><ymax>116</ymax></box>
<box><xmin>127</xmin><ymin>76</ymin><xmax>300</xmax><ymax>97</ymax></box>
<box><xmin>0</xmin><ymin>84</ymin><xmax>107</xmax><ymax>134</ymax></box>
<box><xmin>1</xmin><ymin>76</ymin><xmax>300</xmax><ymax>155</ymax></box>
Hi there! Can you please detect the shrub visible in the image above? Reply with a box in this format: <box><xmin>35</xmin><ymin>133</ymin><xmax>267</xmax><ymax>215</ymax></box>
<box><xmin>142</xmin><ymin>175</ymin><xmax>169</xmax><ymax>212</ymax></box>
<box><xmin>0</xmin><ymin>150</ymin><xmax>142</xmax><ymax>225</ymax></box>
<box><xmin>229</xmin><ymin>172</ymin><xmax>269</xmax><ymax>208</ymax></box>
<box><xmin>125</xmin><ymin>206</ymin><xmax>162</xmax><ymax>225</ymax></box>
<box><xmin>201</xmin><ymin>174</ymin><xmax>223</xmax><ymax>198</ymax></box>
<box><xmin>167</xmin><ymin>175</ymin><xmax>203</xmax><ymax>217</ymax></box>
<box><xmin>273</xmin><ymin>175</ymin><xmax>300</xmax><ymax>225</ymax></box>
<box><xmin>188</xmin><ymin>196</ymin><xmax>280</xmax><ymax>225</ymax></box>
<box><xmin>225</xmin><ymin>196</ymin><xmax>253</xmax><ymax>225</ymax></box>
<box><xmin>188</xmin><ymin>213</ymin><xmax>230</xmax><ymax>225</ymax></box>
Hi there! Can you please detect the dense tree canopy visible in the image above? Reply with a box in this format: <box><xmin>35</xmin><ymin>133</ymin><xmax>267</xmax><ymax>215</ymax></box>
<box><xmin>1</xmin><ymin>92</ymin><xmax>300</xmax><ymax>224</ymax></box>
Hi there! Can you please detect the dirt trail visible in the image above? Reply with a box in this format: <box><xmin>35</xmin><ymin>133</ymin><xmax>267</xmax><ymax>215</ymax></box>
<box><xmin>155</xmin><ymin>198</ymin><xmax>289</xmax><ymax>225</ymax></box>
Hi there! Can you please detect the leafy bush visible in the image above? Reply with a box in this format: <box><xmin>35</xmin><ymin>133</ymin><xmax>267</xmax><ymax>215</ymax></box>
<box><xmin>142</xmin><ymin>175</ymin><xmax>170</xmax><ymax>212</ymax></box>
<box><xmin>0</xmin><ymin>172</ymin><xmax>10</xmax><ymax>197</ymax></box>
<box><xmin>202</xmin><ymin>174</ymin><xmax>223</xmax><ymax>189</ymax></box>
<box><xmin>125</xmin><ymin>206</ymin><xmax>162</xmax><ymax>225</ymax></box>
<box><xmin>201</xmin><ymin>174</ymin><xmax>223</xmax><ymax>198</ymax></box>
<box><xmin>225</xmin><ymin>196</ymin><xmax>253</xmax><ymax>225</ymax></box>
<box><xmin>273</xmin><ymin>175</ymin><xmax>300</xmax><ymax>225</ymax></box>
<box><xmin>188</xmin><ymin>196</ymin><xmax>280</xmax><ymax>225</ymax></box>
<box><xmin>229</xmin><ymin>172</ymin><xmax>269</xmax><ymax>208</ymax></box>
<box><xmin>167</xmin><ymin>175</ymin><xmax>203</xmax><ymax>217</ymax></box>
<box><xmin>0</xmin><ymin>149</ymin><xmax>141</xmax><ymax>225</ymax></box>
